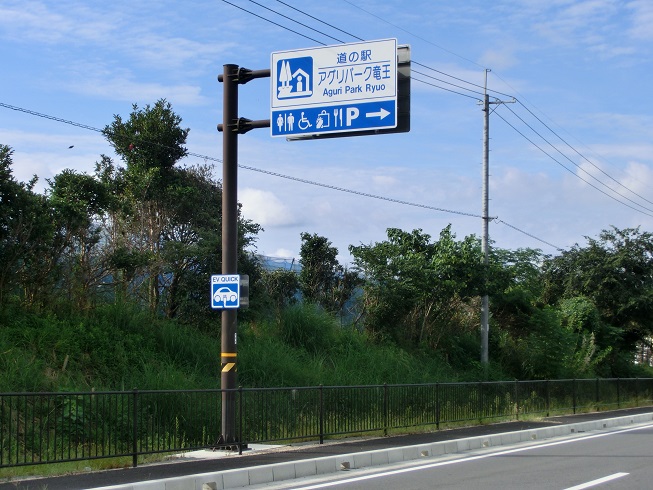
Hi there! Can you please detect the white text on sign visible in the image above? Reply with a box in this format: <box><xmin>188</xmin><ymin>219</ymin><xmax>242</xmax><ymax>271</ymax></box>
<box><xmin>212</xmin><ymin>275</ymin><xmax>239</xmax><ymax>283</ymax></box>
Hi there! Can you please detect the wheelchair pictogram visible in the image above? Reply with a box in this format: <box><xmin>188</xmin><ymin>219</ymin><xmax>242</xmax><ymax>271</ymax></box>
<box><xmin>298</xmin><ymin>112</ymin><xmax>312</xmax><ymax>130</ymax></box>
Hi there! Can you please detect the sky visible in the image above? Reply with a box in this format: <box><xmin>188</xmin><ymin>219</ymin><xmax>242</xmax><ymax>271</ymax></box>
<box><xmin>1</xmin><ymin>0</ymin><xmax>652</xmax><ymax>265</ymax></box>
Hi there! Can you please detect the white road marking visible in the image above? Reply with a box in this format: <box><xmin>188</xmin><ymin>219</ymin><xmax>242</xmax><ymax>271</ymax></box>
<box><xmin>288</xmin><ymin>423</ymin><xmax>653</xmax><ymax>489</ymax></box>
<box><xmin>563</xmin><ymin>472</ymin><xmax>629</xmax><ymax>489</ymax></box>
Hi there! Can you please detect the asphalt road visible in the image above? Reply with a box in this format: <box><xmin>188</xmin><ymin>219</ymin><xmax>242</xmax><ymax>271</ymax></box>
<box><xmin>251</xmin><ymin>423</ymin><xmax>653</xmax><ymax>489</ymax></box>
<box><xmin>2</xmin><ymin>407</ymin><xmax>652</xmax><ymax>490</ymax></box>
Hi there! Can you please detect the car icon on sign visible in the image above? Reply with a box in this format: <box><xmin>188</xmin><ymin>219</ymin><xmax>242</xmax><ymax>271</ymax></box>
<box><xmin>214</xmin><ymin>286</ymin><xmax>237</xmax><ymax>304</ymax></box>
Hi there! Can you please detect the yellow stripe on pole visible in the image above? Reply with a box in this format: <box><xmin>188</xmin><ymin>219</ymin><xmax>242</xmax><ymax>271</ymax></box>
<box><xmin>222</xmin><ymin>362</ymin><xmax>236</xmax><ymax>373</ymax></box>
<box><xmin>221</xmin><ymin>352</ymin><xmax>237</xmax><ymax>357</ymax></box>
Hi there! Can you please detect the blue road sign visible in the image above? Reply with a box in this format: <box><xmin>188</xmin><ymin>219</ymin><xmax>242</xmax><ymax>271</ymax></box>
<box><xmin>211</xmin><ymin>274</ymin><xmax>240</xmax><ymax>309</ymax></box>
<box><xmin>271</xmin><ymin>100</ymin><xmax>396</xmax><ymax>137</ymax></box>
<box><xmin>271</xmin><ymin>39</ymin><xmax>397</xmax><ymax>138</ymax></box>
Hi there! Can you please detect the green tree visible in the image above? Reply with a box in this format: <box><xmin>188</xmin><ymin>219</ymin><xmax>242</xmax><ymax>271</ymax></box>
<box><xmin>157</xmin><ymin>164</ymin><xmax>262</xmax><ymax>323</ymax></box>
<box><xmin>489</xmin><ymin>247</ymin><xmax>546</xmax><ymax>338</ymax></box>
<box><xmin>256</xmin><ymin>268</ymin><xmax>300</xmax><ymax>319</ymax></box>
<box><xmin>0</xmin><ymin>145</ymin><xmax>55</xmax><ymax>306</ymax></box>
<box><xmin>557</xmin><ymin>296</ymin><xmax>612</xmax><ymax>375</ymax></box>
<box><xmin>299</xmin><ymin>232</ymin><xmax>360</xmax><ymax>317</ymax></box>
<box><xmin>104</xmin><ymin>99</ymin><xmax>189</xmax><ymax>173</ymax></box>
<box><xmin>47</xmin><ymin>169</ymin><xmax>112</xmax><ymax>309</ymax></box>
<box><xmin>542</xmin><ymin>227</ymin><xmax>653</xmax><ymax>374</ymax></box>
<box><xmin>93</xmin><ymin>155</ymin><xmax>146</xmax><ymax>302</ymax></box>
<box><xmin>349</xmin><ymin>226</ymin><xmax>484</xmax><ymax>350</ymax></box>
<box><xmin>100</xmin><ymin>100</ymin><xmax>263</xmax><ymax>319</ymax></box>
<box><xmin>102</xmin><ymin>99</ymin><xmax>190</xmax><ymax>312</ymax></box>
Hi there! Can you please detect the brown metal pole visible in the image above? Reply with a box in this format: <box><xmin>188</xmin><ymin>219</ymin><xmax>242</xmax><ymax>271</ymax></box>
<box><xmin>216</xmin><ymin>65</ymin><xmax>270</xmax><ymax>447</ymax></box>
<box><xmin>221</xmin><ymin>63</ymin><xmax>239</xmax><ymax>444</ymax></box>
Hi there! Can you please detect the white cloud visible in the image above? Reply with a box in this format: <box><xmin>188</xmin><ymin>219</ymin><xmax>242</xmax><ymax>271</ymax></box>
<box><xmin>60</xmin><ymin>62</ymin><xmax>209</xmax><ymax>105</ymax></box>
<box><xmin>479</xmin><ymin>46</ymin><xmax>519</xmax><ymax>71</ymax></box>
<box><xmin>573</xmin><ymin>158</ymin><xmax>653</xmax><ymax>212</ymax></box>
<box><xmin>0</xmin><ymin>1</ymin><xmax>233</xmax><ymax>75</ymax></box>
<box><xmin>313</xmin><ymin>199</ymin><xmax>333</xmax><ymax>218</ymax></box>
<box><xmin>2</xmin><ymin>0</ymin><xmax>651</xmax><ymax>262</ymax></box>
<box><xmin>0</xmin><ymin>128</ymin><xmax>109</xmax><ymax>191</ymax></box>
<box><xmin>0</xmin><ymin>1</ymin><xmax>118</xmax><ymax>44</ymax></box>
<box><xmin>8</xmin><ymin>151</ymin><xmax>97</xmax><ymax>192</ymax></box>
<box><xmin>372</xmin><ymin>175</ymin><xmax>399</xmax><ymax>187</ymax></box>
<box><xmin>121</xmin><ymin>34</ymin><xmax>235</xmax><ymax>72</ymax></box>
<box><xmin>267</xmin><ymin>248</ymin><xmax>297</xmax><ymax>259</ymax></box>
<box><xmin>72</xmin><ymin>77</ymin><xmax>208</xmax><ymax>106</ymax></box>
<box><xmin>595</xmin><ymin>143</ymin><xmax>653</xmax><ymax>163</ymax></box>
<box><xmin>627</xmin><ymin>0</ymin><xmax>653</xmax><ymax>40</ymax></box>
<box><xmin>619</xmin><ymin>161</ymin><xmax>653</xmax><ymax>198</ymax></box>
<box><xmin>539</xmin><ymin>0</ymin><xmax>617</xmax><ymax>38</ymax></box>
<box><xmin>240</xmin><ymin>188</ymin><xmax>300</xmax><ymax>227</ymax></box>
<box><xmin>523</xmin><ymin>0</ymin><xmax>641</xmax><ymax>60</ymax></box>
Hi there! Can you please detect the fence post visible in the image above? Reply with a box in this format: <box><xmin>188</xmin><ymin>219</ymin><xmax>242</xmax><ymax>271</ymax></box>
<box><xmin>617</xmin><ymin>378</ymin><xmax>621</xmax><ymax>409</ymax></box>
<box><xmin>514</xmin><ymin>380</ymin><xmax>519</xmax><ymax>421</ymax></box>
<box><xmin>435</xmin><ymin>383</ymin><xmax>440</xmax><ymax>430</ymax></box>
<box><xmin>238</xmin><ymin>386</ymin><xmax>243</xmax><ymax>455</ymax></box>
<box><xmin>572</xmin><ymin>379</ymin><xmax>577</xmax><ymax>415</ymax></box>
<box><xmin>546</xmin><ymin>380</ymin><xmax>550</xmax><ymax>417</ymax></box>
<box><xmin>132</xmin><ymin>389</ymin><xmax>138</xmax><ymax>468</ymax></box>
<box><xmin>635</xmin><ymin>378</ymin><xmax>639</xmax><ymax>407</ymax></box>
<box><xmin>478</xmin><ymin>382</ymin><xmax>483</xmax><ymax>424</ymax></box>
<box><xmin>595</xmin><ymin>378</ymin><xmax>600</xmax><ymax>411</ymax></box>
<box><xmin>383</xmin><ymin>384</ymin><xmax>388</xmax><ymax>437</ymax></box>
<box><xmin>319</xmin><ymin>385</ymin><xmax>324</xmax><ymax>445</ymax></box>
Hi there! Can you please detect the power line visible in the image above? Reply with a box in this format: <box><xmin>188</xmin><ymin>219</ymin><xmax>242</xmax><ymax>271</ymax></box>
<box><xmin>492</xmin><ymin>108</ymin><xmax>653</xmax><ymax>218</ymax></box>
<box><xmin>3</xmin><ymin>4</ymin><xmax>574</xmax><ymax>253</ymax></box>
<box><xmin>495</xmin><ymin>219</ymin><xmax>562</xmax><ymax>251</ymax></box>
<box><xmin>412</xmin><ymin>75</ymin><xmax>482</xmax><ymax>101</ymax></box>
<box><xmin>223</xmin><ymin>0</ymin><xmax>512</xmax><ymax>109</ymax></box>
<box><xmin>4</xmin><ymin>0</ymin><xmax>585</xmax><ymax>252</ymax></box>
<box><xmin>265</xmin><ymin>2</ymin><xmax>507</xmax><ymax>101</ymax></box>
<box><xmin>2</xmin><ymin>100</ymin><xmax>568</xmax><ymax>249</ymax></box>
<box><xmin>0</xmin><ymin>102</ymin><xmax>480</xmax><ymax>215</ymax></box>
<box><xmin>247</xmin><ymin>0</ymin><xmax>343</xmax><ymax>44</ymax></box>
<box><xmin>0</xmin><ymin>102</ymin><xmax>104</xmax><ymax>133</ymax></box>
<box><xmin>275</xmin><ymin>0</ymin><xmax>364</xmax><ymax>42</ymax></box>
<box><xmin>229</xmin><ymin>0</ymin><xmax>505</xmax><ymax>104</ymax></box>
<box><xmin>219</xmin><ymin>0</ymin><xmax>325</xmax><ymax>45</ymax></box>
<box><xmin>203</xmin><ymin>1</ymin><xmax>643</xmax><ymax>247</ymax></box>
<box><xmin>241</xmin><ymin>163</ymin><xmax>487</xmax><ymax>218</ymax></box>
<box><xmin>514</xmin><ymin>99</ymin><xmax>653</xmax><ymax>208</ymax></box>
<box><xmin>413</xmin><ymin>61</ymin><xmax>513</xmax><ymax>99</ymax></box>
<box><xmin>498</xmin><ymin>103</ymin><xmax>653</xmax><ymax>215</ymax></box>
<box><xmin>328</xmin><ymin>1</ymin><xmax>652</xmax><ymax>218</ymax></box>
<box><xmin>341</xmin><ymin>0</ymin><xmax>482</xmax><ymax>68</ymax></box>
<box><xmin>1</xmin><ymin>100</ymin><xmax>565</xmax><ymax>250</ymax></box>
<box><xmin>482</xmin><ymin>69</ymin><xmax>653</xmax><ymax>211</ymax></box>
<box><xmin>412</xmin><ymin>69</ymin><xmax>485</xmax><ymax>98</ymax></box>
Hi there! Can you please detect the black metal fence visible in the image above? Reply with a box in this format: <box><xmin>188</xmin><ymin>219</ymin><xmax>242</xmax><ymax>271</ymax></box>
<box><xmin>1</xmin><ymin>378</ymin><xmax>652</xmax><ymax>469</ymax></box>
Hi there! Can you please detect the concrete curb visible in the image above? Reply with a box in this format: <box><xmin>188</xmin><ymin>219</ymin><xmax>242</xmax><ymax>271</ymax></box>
<box><xmin>91</xmin><ymin>412</ymin><xmax>653</xmax><ymax>490</ymax></box>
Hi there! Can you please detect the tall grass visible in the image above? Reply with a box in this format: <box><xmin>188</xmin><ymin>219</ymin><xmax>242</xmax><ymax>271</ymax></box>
<box><xmin>1</xmin><ymin>299</ymin><xmax>489</xmax><ymax>394</ymax></box>
<box><xmin>238</xmin><ymin>303</ymin><xmax>458</xmax><ymax>387</ymax></box>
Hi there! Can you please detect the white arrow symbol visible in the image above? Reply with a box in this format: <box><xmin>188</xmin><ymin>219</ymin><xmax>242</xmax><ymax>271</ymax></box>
<box><xmin>365</xmin><ymin>108</ymin><xmax>390</xmax><ymax>120</ymax></box>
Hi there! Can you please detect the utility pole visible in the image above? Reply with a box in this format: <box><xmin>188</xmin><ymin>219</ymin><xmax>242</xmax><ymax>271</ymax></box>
<box><xmin>480</xmin><ymin>69</ymin><xmax>514</xmax><ymax>367</ymax></box>
<box><xmin>480</xmin><ymin>70</ymin><xmax>490</xmax><ymax>367</ymax></box>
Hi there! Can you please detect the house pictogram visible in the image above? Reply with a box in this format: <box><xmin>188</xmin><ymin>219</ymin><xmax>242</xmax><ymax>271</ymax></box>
<box><xmin>277</xmin><ymin>57</ymin><xmax>313</xmax><ymax>99</ymax></box>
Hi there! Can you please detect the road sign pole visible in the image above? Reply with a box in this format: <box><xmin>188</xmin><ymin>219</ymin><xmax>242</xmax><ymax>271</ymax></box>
<box><xmin>217</xmin><ymin>65</ymin><xmax>270</xmax><ymax>448</ymax></box>
<box><xmin>221</xmin><ymin>64</ymin><xmax>239</xmax><ymax>446</ymax></box>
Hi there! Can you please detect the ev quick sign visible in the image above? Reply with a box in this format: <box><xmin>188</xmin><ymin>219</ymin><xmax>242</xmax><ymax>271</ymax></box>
<box><xmin>211</xmin><ymin>274</ymin><xmax>240</xmax><ymax>309</ymax></box>
<box><xmin>271</xmin><ymin>39</ymin><xmax>397</xmax><ymax>138</ymax></box>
